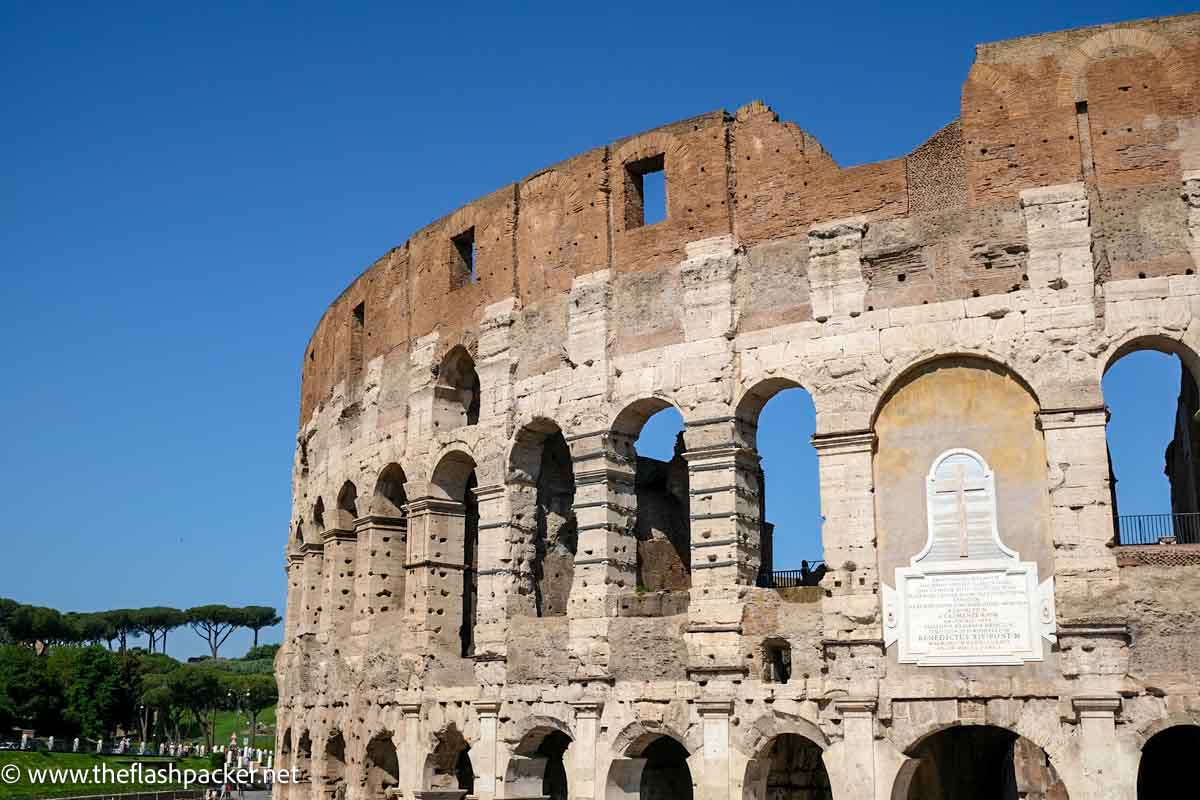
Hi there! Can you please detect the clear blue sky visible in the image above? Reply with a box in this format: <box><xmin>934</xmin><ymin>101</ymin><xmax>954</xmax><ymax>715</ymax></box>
<box><xmin>1</xmin><ymin>0</ymin><xmax>1191</xmax><ymax>659</ymax></box>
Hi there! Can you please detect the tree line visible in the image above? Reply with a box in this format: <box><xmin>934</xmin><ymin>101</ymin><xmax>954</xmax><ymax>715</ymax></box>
<box><xmin>0</xmin><ymin>642</ymin><xmax>279</xmax><ymax>749</ymax></box>
<box><xmin>0</xmin><ymin>600</ymin><xmax>281</xmax><ymax>658</ymax></box>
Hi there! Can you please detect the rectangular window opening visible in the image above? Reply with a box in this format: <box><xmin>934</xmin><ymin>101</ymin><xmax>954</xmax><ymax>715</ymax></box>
<box><xmin>452</xmin><ymin>227</ymin><xmax>478</xmax><ymax>285</ymax></box>
<box><xmin>624</xmin><ymin>154</ymin><xmax>666</xmax><ymax>229</ymax></box>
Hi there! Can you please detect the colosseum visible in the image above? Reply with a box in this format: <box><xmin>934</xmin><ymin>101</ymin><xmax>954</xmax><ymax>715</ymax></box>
<box><xmin>275</xmin><ymin>12</ymin><xmax>1200</xmax><ymax>800</ymax></box>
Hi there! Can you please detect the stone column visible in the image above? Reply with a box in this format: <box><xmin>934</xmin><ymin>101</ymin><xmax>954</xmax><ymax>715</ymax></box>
<box><xmin>1072</xmin><ymin>696</ymin><xmax>1126</xmax><ymax>800</ymax></box>
<box><xmin>285</xmin><ymin>553</ymin><xmax>306</xmax><ymax>640</ymax></box>
<box><xmin>683</xmin><ymin>417</ymin><xmax>759</xmax><ymax>680</ymax></box>
<box><xmin>405</xmin><ymin>497</ymin><xmax>467</xmax><ymax>653</ymax></box>
<box><xmin>399</xmin><ymin>704</ymin><xmax>423</xmax><ymax>800</ymax></box>
<box><xmin>300</xmin><ymin>543</ymin><xmax>326</xmax><ymax>636</ymax></box>
<box><xmin>565</xmin><ymin>429</ymin><xmax>637</xmax><ymax>678</ymax></box>
<box><xmin>474</xmin><ymin>701</ymin><xmax>501</xmax><ymax>800</ymax></box>
<box><xmin>807</xmin><ymin>218</ymin><xmax>868</xmax><ymax>322</ymax></box>
<box><xmin>569</xmin><ymin>702</ymin><xmax>604</xmax><ymax>800</ymax></box>
<box><xmin>320</xmin><ymin>526</ymin><xmax>357</xmax><ymax>640</ymax></box>
<box><xmin>826</xmin><ymin>699</ymin><xmax>877</xmax><ymax>800</ymax></box>
<box><xmin>351</xmin><ymin>515</ymin><xmax>408</xmax><ymax>635</ymax></box>
<box><xmin>696</xmin><ymin>700</ymin><xmax>733</xmax><ymax>800</ymax></box>
<box><xmin>1038</xmin><ymin>407</ymin><xmax>1120</xmax><ymax>614</ymax></box>
<box><xmin>1020</xmin><ymin>182</ymin><xmax>1094</xmax><ymax>301</ymax></box>
<box><xmin>471</xmin><ymin>482</ymin><xmax>509</xmax><ymax>684</ymax></box>
<box><xmin>811</xmin><ymin>431</ymin><xmax>882</xmax><ymax>687</ymax></box>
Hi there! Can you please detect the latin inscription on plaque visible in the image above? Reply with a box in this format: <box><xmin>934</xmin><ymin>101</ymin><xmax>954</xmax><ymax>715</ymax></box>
<box><xmin>883</xmin><ymin>449</ymin><xmax>1056</xmax><ymax>666</ymax></box>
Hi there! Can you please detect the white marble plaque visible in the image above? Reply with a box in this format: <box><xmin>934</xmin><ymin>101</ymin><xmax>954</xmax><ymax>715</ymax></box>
<box><xmin>883</xmin><ymin>448</ymin><xmax>1056</xmax><ymax>666</ymax></box>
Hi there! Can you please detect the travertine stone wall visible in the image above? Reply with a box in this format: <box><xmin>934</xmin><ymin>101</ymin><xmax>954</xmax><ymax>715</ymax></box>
<box><xmin>277</xmin><ymin>13</ymin><xmax>1200</xmax><ymax>800</ymax></box>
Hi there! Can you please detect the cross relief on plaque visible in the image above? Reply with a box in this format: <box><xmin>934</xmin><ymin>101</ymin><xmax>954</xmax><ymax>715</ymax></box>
<box><xmin>883</xmin><ymin>448</ymin><xmax>1056</xmax><ymax>666</ymax></box>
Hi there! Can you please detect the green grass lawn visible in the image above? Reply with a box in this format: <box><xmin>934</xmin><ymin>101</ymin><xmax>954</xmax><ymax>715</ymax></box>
<box><xmin>209</xmin><ymin>706</ymin><xmax>276</xmax><ymax>750</ymax></box>
<box><xmin>0</xmin><ymin>752</ymin><xmax>212</xmax><ymax>800</ymax></box>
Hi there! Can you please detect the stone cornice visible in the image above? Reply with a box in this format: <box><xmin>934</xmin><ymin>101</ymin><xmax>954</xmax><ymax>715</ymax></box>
<box><xmin>319</xmin><ymin>527</ymin><xmax>357</xmax><ymax>544</ymax></box>
<box><xmin>811</xmin><ymin>430</ymin><xmax>876</xmax><ymax>455</ymax></box>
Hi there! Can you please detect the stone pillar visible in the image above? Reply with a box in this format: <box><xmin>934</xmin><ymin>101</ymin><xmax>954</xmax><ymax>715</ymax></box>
<box><xmin>320</xmin><ymin>526</ymin><xmax>357</xmax><ymax>640</ymax></box>
<box><xmin>807</xmin><ymin>218</ymin><xmax>868</xmax><ymax>322</ymax></box>
<box><xmin>1020</xmin><ymin>182</ymin><xmax>1093</xmax><ymax>301</ymax></box>
<box><xmin>351</xmin><ymin>515</ymin><xmax>408</xmax><ymax>635</ymax></box>
<box><xmin>826</xmin><ymin>699</ymin><xmax>877</xmax><ymax>800</ymax></box>
<box><xmin>565</xmin><ymin>429</ymin><xmax>637</xmax><ymax>678</ymax></box>
<box><xmin>472</xmin><ymin>483</ymin><xmax>510</xmax><ymax>684</ymax></box>
<box><xmin>405</xmin><ymin>497</ymin><xmax>468</xmax><ymax>653</ymax></box>
<box><xmin>399</xmin><ymin>704</ymin><xmax>423</xmax><ymax>800</ymax></box>
<box><xmin>1038</xmin><ymin>407</ymin><xmax>1120</xmax><ymax>614</ymax></box>
<box><xmin>474</xmin><ymin>701</ymin><xmax>501</xmax><ymax>800</ymax></box>
<box><xmin>1072</xmin><ymin>696</ymin><xmax>1126</xmax><ymax>800</ymax></box>
<box><xmin>683</xmin><ymin>417</ymin><xmax>758</xmax><ymax>680</ymax></box>
<box><xmin>812</xmin><ymin>431</ymin><xmax>883</xmax><ymax>687</ymax></box>
<box><xmin>696</xmin><ymin>700</ymin><xmax>733</xmax><ymax>800</ymax></box>
<box><xmin>477</xmin><ymin>299</ymin><xmax>516</xmax><ymax>423</ymax></box>
<box><xmin>285</xmin><ymin>553</ymin><xmax>306</xmax><ymax>640</ymax></box>
<box><xmin>569</xmin><ymin>702</ymin><xmax>604</xmax><ymax>800</ymax></box>
<box><xmin>300</xmin><ymin>543</ymin><xmax>326</xmax><ymax>636</ymax></box>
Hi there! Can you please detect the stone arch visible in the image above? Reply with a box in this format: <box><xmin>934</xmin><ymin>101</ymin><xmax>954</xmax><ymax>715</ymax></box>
<box><xmin>370</xmin><ymin>464</ymin><xmax>408</xmax><ymax>517</ymax></box>
<box><xmin>734</xmin><ymin>376</ymin><xmax>823</xmax><ymax>588</ymax></box>
<box><xmin>423</xmin><ymin>723</ymin><xmax>474</xmax><ymax>794</ymax></box>
<box><xmin>336</xmin><ymin>481</ymin><xmax>359</xmax><ymax>528</ymax></box>
<box><xmin>1102</xmin><ymin>333</ymin><xmax>1200</xmax><ymax>541</ymax></box>
<box><xmin>742</xmin><ymin>731</ymin><xmax>831</xmax><ymax>800</ymax></box>
<box><xmin>427</xmin><ymin>449</ymin><xmax>480</xmax><ymax>657</ymax></box>
<box><xmin>363</xmin><ymin>730</ymin><xmax>400</xmax><ymax>800</ymax></box>
<box><xmin>322</xmin><ymin>729</ymin><xmax>347</xmax><ymax>787</ymax></box>
<box><xmin>889</xmin><ymin>723</ymin><xmax>1069</xmax><ymax>800</ymax></box>
<box><xmin>434</xmin><ymin>345</ymin><xmax>481</xmax><ymax>429</ymax></box>
<box><xmin>504</xmin><ymin>717</ymin><xmax>574</xmax><ymax>800</ymax></box>
<box><xmin>872</xmin><ymin>351</ymin><xmax>1042</xmax><ymax>428</ymax></box>
<box><xmin>295</xmin><ymin>729</ymin><xmax>313</xmax><ymax>781</ymax></box>
<box><xmin>1102</xmin><ymin>332</ymin><xmax>1200</xmax><ymax>387</ymax></box>
<box><xmin>507</xmin><ymin>417</ymin><xmax>578</xmax><ymax>617</ymax></box>
<box><xmin>739</xmin><ymin>711</ymin><xmax>828</xmax><ymax>760</ymax></box>
<box><xmin>965</xmin><ymin>64</ymin><xmax>1032</xmax><ymax>119</ymax></box>
<box><xmin>605</xmin><ymin>723</ymin><xmax>696</xmax><ymax>800</ymax></box>
<box><xmin>611</xmin><ymin>397</ymin><xmax>691</xmax><ymax>594</ymax></box>
<box><xmin>1055</xmin><ymin>27</ymin><xmax>1191</xmax><ymax>106</ymax></box>
<box><xmin>1137</xmin><ymin>722</ymin><xmax>1200</xmax><ymax>799</ymax></box>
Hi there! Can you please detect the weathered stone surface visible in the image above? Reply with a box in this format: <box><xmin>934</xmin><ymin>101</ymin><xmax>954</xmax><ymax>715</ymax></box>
<box><xmin>278</xmin><ymin>13</ymin><xmax>1200</xmax><ymax>800</ymax></box>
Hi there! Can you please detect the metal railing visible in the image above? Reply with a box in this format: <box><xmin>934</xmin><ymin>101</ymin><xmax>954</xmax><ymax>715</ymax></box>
<box><xmin>1115</xmin><ymin>513</ymin><xmax>1200</xmax><ymax>545</ymax></box>
<box><xmin>756</xmin><ymin>561</ymin><xmax>827</xmax><ymax>588</ymax></box>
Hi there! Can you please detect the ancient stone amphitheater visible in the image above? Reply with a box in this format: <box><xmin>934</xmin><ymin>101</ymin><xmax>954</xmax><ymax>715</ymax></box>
<box><xmin>275</xmin><ymin>12</ymin><xmax>1200</xmax><ymax>800</ymax></box>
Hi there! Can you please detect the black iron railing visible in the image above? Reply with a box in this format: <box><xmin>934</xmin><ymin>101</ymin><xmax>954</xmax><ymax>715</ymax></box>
<box><xmin>757</xmin><ymin>561</ymin><xmax>827</xmax><ymax>588</ymax></box>
<box><xmin>1115</xmin><ymin>513</ymin><xmax>1200</xmax><ymax>545</ymax></box>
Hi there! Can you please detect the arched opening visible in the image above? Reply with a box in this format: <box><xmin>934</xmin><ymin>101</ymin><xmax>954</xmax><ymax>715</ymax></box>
<box><xmin>426</xmin><ymin>725</ymin><xmax>474</xmax><ymax>795</ymax></box>
<box><xmin>743</xmin><ymin>733</ymin><xmax>829</xmax><ymax>800</ymax></box>
<box><xmin>313</xmin><ymin>498</ymin><xmax>326</xmax><ymax>532</ymax></box>
<box><xmin>873</xmin><ymin>357</ymin><xmax>1051</xmax><ymax>590</ymax></box>
<box><xmin>1138</xmin><ymin>724</ymin><xmax>1200</xmax><ymax>799</ymax></box>
<box><xmin>1104</xmin><ymin>344</ymin><xmax>1200</xmax><ymax>544</ymax></box>
<box><xmin>509</xmin><ymin>420</ymin><xmax>578</xmax><ymax>617</ymax></box>
<box><xmin>336</xmin><ymin>481</ymin><xmax>359</xmax><ymax>527</ymax></box>
<box><xmin>295</xmin><ymin>731</ymin><xmax>312</xmax><ymax>782</ymax></box>
<box><xmin>434</xmin><ymin>346</ymin><xmax>482</xmax><ymax>429</ymax></box>
<box><xmin>293</xmin><ymin>524</ymin><xmax>305</xmax><ymax>551</ymax></box>
<box><xmin>364</xmin><ymin>732</ymin><xmax>400</xmax><ymax>800</ymax></box>
<box><xmin>736</xmin><ymin>379</ymin><xmax>823</xmax><ymax>588</ymax></box>
<box><xmin>280</xmin><ymin>728</ymin><xmax>292</xmax><ymax>757</ymax></box>
<box><xmin>639</xmin><ymin>736</ymin><xmax>692</xmax><ymax>800</ymax></box>
<box><xmin>616</xmin><ymin>399</ymin><xmax>690</xmax><ymax>593</ymax></box>
<box><xmin>373</xmin><ymin>464</ymin><xmax>408</xmax><ymax>517</ymax></box>
<box><xmin>429</xmin><ymin>451</ymin><xmax>479</xmax><ymax>658</ymax></box>
<box><xmin>893</xmin><ymin>726</ymin><xmax>1067</xmax><ymax>800</ymax></box>
<box><xmin>506</xmin><ymin>727</ymin><xmax>572</xmax><ymax>800</ymax></box>
<box><xmin>358</xmin><ymin>464</ymin><xmax>408</xmax><ymax>621</ymax></box>
<box><xmin>323</xmin><ymin>731</ymin><xmax>347</xmax><ymax>789</ymax></box>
